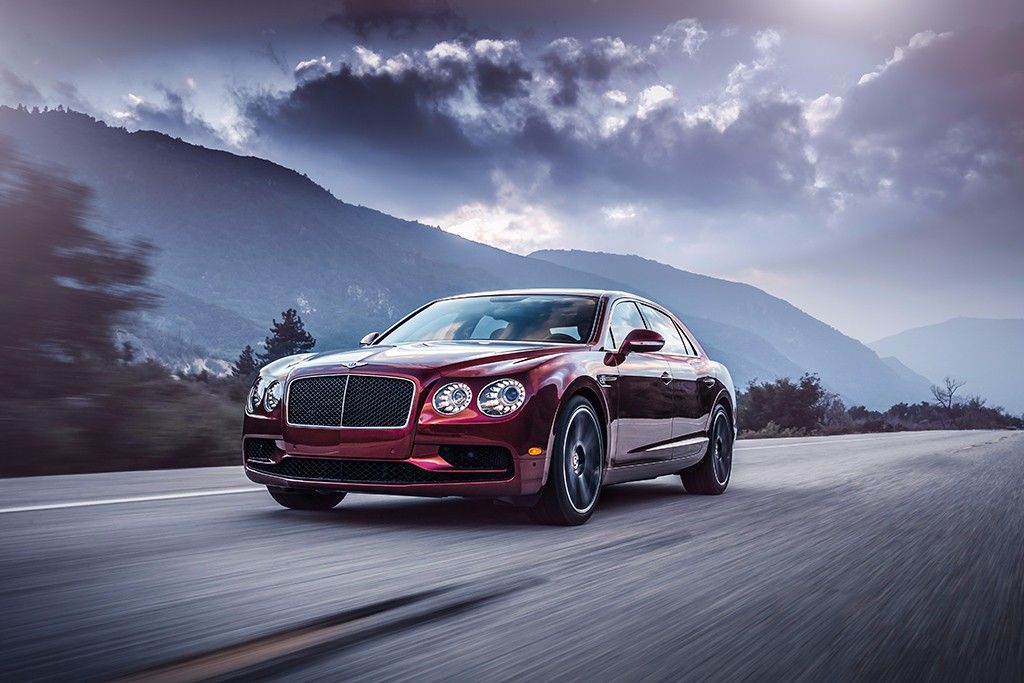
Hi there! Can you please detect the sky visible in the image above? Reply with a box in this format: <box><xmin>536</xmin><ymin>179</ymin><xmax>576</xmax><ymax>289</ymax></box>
<box><xmin>1</xmin><ymin>0</ymin><xmax>1022</xmax><ymax>341</ymax></box>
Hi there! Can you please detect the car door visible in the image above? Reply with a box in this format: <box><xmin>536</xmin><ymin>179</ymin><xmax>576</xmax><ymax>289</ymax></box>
<box><xmin>605</xmin><ymin>300</ymin><xmax>675</xmax><ymax>465</ymax></box>
<box><xmin>638</xmin><ymin>304</ymin><xmax>707</xmax><ymax>460</ymax></box>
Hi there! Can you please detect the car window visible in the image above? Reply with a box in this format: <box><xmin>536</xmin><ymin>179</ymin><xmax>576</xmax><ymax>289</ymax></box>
<box><xmin>639</xmin><ymin>304</ymin><xmax>690</xmax><ymax>356</ymax></box>
<box><xmin>608</xmin><ymin>301</ymin><xmax>646</xmax><ymax>349</ymax></box>
<box><xmin>675</xmin><ymin>323</ymin><xmax>698</xmax><ymax>356</ymax></box>
<box><xmin>378</xmin><ymin>295</ymin><xmax>599</xmax><ymax>344</ymax></box>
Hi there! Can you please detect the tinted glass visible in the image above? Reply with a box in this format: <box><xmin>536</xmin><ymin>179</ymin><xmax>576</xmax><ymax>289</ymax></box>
<box><xmin>639</xmin><ymin>304</ymin><xmax>690</xmax><ymax>355</ymax></box>
<box><xmin>608</xmin><ymin>301</ymin><xmax>646</xmax><ymax>349</ymax></box>
<box><xmin>378</xmin><ymin>295</ymin><xmax>599</xmax><ymax>344</ymax></box>
<box><xmin>675</xmin><ymin>323</ymin><xmax>698</xmax><ymax>356</ymax></box>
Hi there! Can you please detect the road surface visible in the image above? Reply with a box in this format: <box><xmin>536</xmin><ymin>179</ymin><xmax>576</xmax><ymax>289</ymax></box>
<box><xmin>1</xmin><ymin>430</ymin><xmax>1022</xmax><ymax>681</ymax></box>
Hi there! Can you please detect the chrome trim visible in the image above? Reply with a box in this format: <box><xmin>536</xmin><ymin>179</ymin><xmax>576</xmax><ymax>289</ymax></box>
<box><xmin>284</xmin><ymin>372</ymin><xmax>417</xmax><ymax>430</ymax></box>
<box><xmin>644</xmin><ymin>435</ymin><xmax>709</xmax><ymax>452</ymax></box>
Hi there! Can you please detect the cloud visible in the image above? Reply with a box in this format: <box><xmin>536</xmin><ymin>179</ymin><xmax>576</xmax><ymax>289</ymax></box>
<box><xmin>0</xmin><ymin>68</ymin><xmax>42</xmax><ymax>106</ymax></box>
<box><xmin>540</xmin><ymin>36</ymin><xmax>646</xmax><ymax>107</ymax></box>
<box><xmin>816</xmin><ymin>26</ymin><xmax>1024</xmax><ymax>203</ymax></box>
<box><xmin>322</xmin><ymin>0</ymin><xmax>466</xmax><ymax>38</ymax></box>
<box><xmin>648</xmin><ymin>18</ymin><xmax>709</xmax><ymax>57</ymax></box>
<box><xmin>472</xmin><ymin>40</ymin><xmax>531</xmax><ymax>104</ymax></box>
<box><xmin>419</xmin><ymin>170</ymin><xmax>562</xmax><ymax>254</ymax></box>
<box><xmin>725</xmin><ymin>28</ymin><xmax>780</xmax><ymax>96</ymax></box>
<box><xmin>111</xmin><ymin>85</ymin><xmax>222</xmax><ymax>147</ymax></box>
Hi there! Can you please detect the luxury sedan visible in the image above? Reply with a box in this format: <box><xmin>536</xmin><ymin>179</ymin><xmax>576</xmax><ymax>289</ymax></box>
<box><xmin>243</xmin><ymin>290</ymin><xmax>736</xmax><ymax>525</ymax></box>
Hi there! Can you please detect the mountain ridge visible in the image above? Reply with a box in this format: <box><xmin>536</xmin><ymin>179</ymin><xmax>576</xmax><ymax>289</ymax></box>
<box><xmin>2</xmin><ymin>106</ymin><xmax>927</xmax><ymax>408</ymax></box>
<box><xmin>870</xmin><ymin>317</ymin><xmax>1024</xmax><ymax>413</ymax></box>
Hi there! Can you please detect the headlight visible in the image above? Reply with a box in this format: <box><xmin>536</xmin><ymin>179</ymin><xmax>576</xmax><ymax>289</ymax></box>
<box><xmin>433</xmin><ymin>382</ymin><xmax>473</xmax><ymax>415</ymax></box>
<box><xmin>263</xmin><ymin>380</ymin><xmax>283</xmax><ymax>411</ymax></box>
<box><xmin>248</xmin><ymin>377</ymin><xmax>266</xmax><ymax>413</ymax></box>
<box><xmin>478</xmin><ymin>379</ymin><xmax>526</xmax><ymax>417</ymax></box>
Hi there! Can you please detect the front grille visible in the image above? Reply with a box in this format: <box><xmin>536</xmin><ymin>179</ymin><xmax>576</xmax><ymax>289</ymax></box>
<box><xmin>287</xmin><ymin>374</ymin><xmax>415</xmax><ymax>428</ymax></box>
<box><xmin>244</xmin><ymin>438</ymin><xmax>277</xmax><ymax>462</ymax></box>
<box><xmin>247</xmin><ymin>457</ymin><xmax>513</xmax><ymax>484</ymax></box>
<box><xmin>438</xmin><ymin>445</ymin><xmax>513</xmax><ymax>471</ymax></box>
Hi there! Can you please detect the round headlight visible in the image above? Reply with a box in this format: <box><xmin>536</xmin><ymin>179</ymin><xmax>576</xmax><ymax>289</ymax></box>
<box><xmin>478</xmin><ymin>379</ymin><xmax>526</xmax><ymax>417</ymax></box>
<box><xmin>263</xmin><ymin>380</ymin><xmax>283</xmax><ymax>411</ymax></box>
<box><xmin>433</xmin><ymin>382</ymin><xmax>472</xmax><ymax>415</ymax></box>
<box><xmin>248</xmin><ymin>377</ymin><xmax>265</xmax><ymax>412</ymax></box>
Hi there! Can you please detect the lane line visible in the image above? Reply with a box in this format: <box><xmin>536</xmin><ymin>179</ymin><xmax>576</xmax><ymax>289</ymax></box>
<box><xmin>0</xmin><ymin>487</ymin><xmax>261</xmax><ymax>514</ymax></box>
<box><xmin>736</xmin><ymin>432</ymin><xmax>946</xmax><ymax>451</ymax></box>
<box><xmin>1</xmin><ymin>432</ymin><xmax>992</xmax><ymax>514</ymax></box>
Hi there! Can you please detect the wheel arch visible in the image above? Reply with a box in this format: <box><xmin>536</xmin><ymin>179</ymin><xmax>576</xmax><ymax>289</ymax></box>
<box><xmin>540</xmin><ymin>377</ymin><xmax>610</xmax><ymax>486</ymax></box>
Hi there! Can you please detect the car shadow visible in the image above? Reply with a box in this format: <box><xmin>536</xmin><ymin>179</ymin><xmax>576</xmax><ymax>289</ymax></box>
<box><xmin>256</xmin><ymin>478</ymin><xmax>695</xmax><ymax>530</ymax></box>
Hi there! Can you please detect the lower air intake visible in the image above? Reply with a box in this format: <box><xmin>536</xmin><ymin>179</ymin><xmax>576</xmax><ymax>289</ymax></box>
<box><xmin>248</xmin><ymin>456</ymin><xmax>513</xmax><ymax>484</ymax></box>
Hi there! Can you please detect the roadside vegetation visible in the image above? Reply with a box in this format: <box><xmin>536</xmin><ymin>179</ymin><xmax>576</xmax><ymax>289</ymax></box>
<box><xmin>738</xmin><ymin>374</ymin><xmax>1023</xmax><ymax>437</ymax></box>
<box><xmin>2</xmin><ymin>148</ymin><xmax>1019</xmax><ymax>476</ymax></box>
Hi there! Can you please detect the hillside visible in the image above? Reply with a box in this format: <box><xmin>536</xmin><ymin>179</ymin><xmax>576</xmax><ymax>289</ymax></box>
<box><xmin>532</xmin><ymin>250</ymin><xmax>932</xmax><ymax>407</ymax></box>
<box><xmin>0</xmin><ymin>107</ymin><xmax>627</xmax><ymax>356</ymax></box>
<box><xmin>871</xmin><ymin>318</ymin><xmax>1024</xmax><ymax>413</ymax></box>
<box><xmin>2</xmin><ymin>107</ymin><xmax>927</xmax><ymax>407</ymax></box>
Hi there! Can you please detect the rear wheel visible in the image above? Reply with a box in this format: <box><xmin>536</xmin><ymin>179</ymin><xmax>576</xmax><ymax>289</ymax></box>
<box><xmin>680</xmin><ymin>405</ymin><xmax>733</xmax><ymax>495</ymax></box>
<box><xmin>530</xmin><ymin>396</ymin><xmax>604</xmax><ymax>526</ymax></box>
<box><xmin>267</xmin><ymin>487</ymin><xmax>346</xmax><ymax>511</ymax></box>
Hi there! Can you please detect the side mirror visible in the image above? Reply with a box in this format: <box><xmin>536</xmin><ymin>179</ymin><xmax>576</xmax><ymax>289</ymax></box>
<box><xmin>618</xmin><ymin>328</ymin><xmax>665</xmax><ymax>356</ymax></box>
<box><xmin>359</xmin><ymin>331</ymin><xmax>380</xmax><ymax>346</ymax></box>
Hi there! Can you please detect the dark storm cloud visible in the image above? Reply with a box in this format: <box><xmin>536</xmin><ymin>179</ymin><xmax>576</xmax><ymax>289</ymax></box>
<box><xmin>245</xmin><ymin>61</ymin><xmax>476</xmax><ymax>159</ymax></box>
<box><xmin>472</xmin><ymin>41</ymin><xmax>532</xmax><ymax>104</ymax></box>
<box><xmin>0</xmin><ymin>68</ymin><xmax>42</xmax><ymax>106</ymax></box>
<box><xmin>819</xmin><ymin>26</ymin><xmax>1024</xmax><ymax>204</ymax></box>
<box><xmin>323</xmin><ymin>0</ymin><xmax>467</xmax><ymax>38</ymax></box>
<box><xmin>241</xmin><ymin>29</ymin><xmax>815</xmax><ymax>211</ymax></box>
<box><xmin>121</xmin><ymin>86</ymin><xmax>221</xmax><ymax>147</ymax></box>
<box><xmin>541</xmin><ymin>37</ymin><xmax>645</xmax><ymax>107</ymax></box>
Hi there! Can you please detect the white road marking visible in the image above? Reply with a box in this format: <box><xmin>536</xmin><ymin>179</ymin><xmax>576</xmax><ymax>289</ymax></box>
<box><xmin>0</xmin><ymin>432</ymin><xmax>984</xmax><ymax>514</ymax></box>
<box><xmin>0</xmin><ymin>486</ymin><xmax>261</xmax><ymax>514</ymax></box>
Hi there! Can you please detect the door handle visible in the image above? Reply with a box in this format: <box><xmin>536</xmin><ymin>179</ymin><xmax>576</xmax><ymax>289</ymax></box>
<box><xmin>660</xmin><ymin>371</ymin><xmax>673</xmax><ymax>385</ymax></box>
<box><xmin>701</xmin><ymin>376</ymin><xmax>716</xmax><ymax>386</ymax></box>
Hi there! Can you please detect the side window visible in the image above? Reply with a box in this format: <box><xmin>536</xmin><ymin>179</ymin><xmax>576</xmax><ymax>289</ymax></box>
<box><xmin>607</xmin><ymin>301</ymin><xmax>646</xmax><ymax>349</ymax></box>
<box><xmin>639</xmin><ymin>304</ymin><xmax>690</xmax><ymax>356</ymax></box>
<box><xmin>675</xmin><ymin>323</ymin><xmax>697</xmax><ymax>356</ymax></box>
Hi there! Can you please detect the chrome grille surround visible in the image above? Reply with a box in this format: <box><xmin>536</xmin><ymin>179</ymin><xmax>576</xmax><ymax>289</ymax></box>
<box><xmin>285</xmin><ymin>374</ymin><xmax>416</xmax><ymax>429</ymax></box>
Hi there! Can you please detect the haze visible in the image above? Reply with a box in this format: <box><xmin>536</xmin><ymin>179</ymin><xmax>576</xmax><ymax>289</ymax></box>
<box><xmin>1</xmin><ymin>0</ymin><xmax>1021</xmax><ymax>340</ymax></box>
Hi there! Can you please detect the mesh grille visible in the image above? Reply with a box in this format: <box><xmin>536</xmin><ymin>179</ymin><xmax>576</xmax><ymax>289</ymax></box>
<box><xmin>438</xmin><ymin>445</ymin><xmax>513</xmax><ymax>470</ymax></box>
<box><xmin>287</xmin><ymin>375</ymin><xmax>414</xmax><ymax>428</ymax></box>
<box><xmin>244</xmin><ymin>438</ymin><xmax>277</xmax><ymax>462</ymax></box>
<box><xmin>248</xmin><ymin>457</ymin><xmax>512</xmax><ymax>484</ymax></box>
<box><xmin>343</xmin><ymin>376</ymin><xmax>415</xmax><ymax>427</ymax></box>
<box><xmin>287</xmin><ymin>376</ymin><xmax>347</xmax><ymax>427</ymax></box>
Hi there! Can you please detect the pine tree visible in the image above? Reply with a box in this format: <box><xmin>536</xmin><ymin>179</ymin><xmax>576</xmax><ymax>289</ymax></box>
<box><xmin>259</xmin><ymin>308</ymin><xmax>316</xmax><ymax>364</ymax></box>
<box><xmin>232</xmin><ymin>344</ymin><xmax>260</xmax><ymax>377</ymax></box>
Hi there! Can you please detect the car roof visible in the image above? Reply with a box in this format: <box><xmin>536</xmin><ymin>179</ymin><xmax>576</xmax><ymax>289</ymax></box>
<box><xmin>439</xmin><ymin>288</ymin><xmax>675</xmax><ymax>312</ymax></box>
<box><xmin>441</xmin><ymin>288</ymin><xmax>638</xmax><ymax>301</ymax></box>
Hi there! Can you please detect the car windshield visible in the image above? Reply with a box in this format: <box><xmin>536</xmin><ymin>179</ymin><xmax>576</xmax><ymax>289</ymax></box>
<box><xmin>377</xmin><ymin>295</ymin><xmax>600</xmax><ymax>345</ymax></box>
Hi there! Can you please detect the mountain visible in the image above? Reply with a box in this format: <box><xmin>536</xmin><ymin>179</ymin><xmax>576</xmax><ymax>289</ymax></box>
<box><xmin>0</xmin><ymin>106</ymin><xmax>626</xmax><ymax>353</ymax></box>
<box><xmin>871</xmin><ymin>318</ymin><xmax>1024</xmax><ymax>413</ymax></box>
<box><xmin>2</xmin><ymin>107</ymin><xmax>926</xmax><ymax>407</ymax></box>
<box><xmin>532</xmin><ymin>250</ymin><xmax>932</xmax><ymax>408</ymax></box>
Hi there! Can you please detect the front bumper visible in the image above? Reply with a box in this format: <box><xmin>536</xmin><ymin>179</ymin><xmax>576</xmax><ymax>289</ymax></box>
<box><xmin>243</xmin><ymin>415</ymin><xmax>551</xmax><ymax>499</ymax></box>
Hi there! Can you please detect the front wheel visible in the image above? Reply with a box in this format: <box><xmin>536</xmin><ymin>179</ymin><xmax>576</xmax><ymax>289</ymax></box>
<box><xmin>267</xmin><ymin>487</ymin><xmax>346</xmax><ymax>511</ymax></box>
<box><xmin>680</xmin><ymin>405</ymin><xmax>733</xmax><ymax>495</ymax></box>
<box><xmin>530</xmin><ymin>396</ymin><xmax>605</xmax><ymax>526</ymax></box>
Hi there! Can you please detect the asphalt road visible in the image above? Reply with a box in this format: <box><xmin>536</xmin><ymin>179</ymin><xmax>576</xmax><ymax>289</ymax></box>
<box><xmin>1</xmin><ymin>430</ymin><xmax>1022</xmax><ymax>682</ymax></box>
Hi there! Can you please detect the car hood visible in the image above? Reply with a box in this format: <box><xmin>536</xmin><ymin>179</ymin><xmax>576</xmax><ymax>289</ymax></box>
<box><xmin>290</xmin><ymin>341</ymin><xmax>572</xmax><ymax>376</ymax></box>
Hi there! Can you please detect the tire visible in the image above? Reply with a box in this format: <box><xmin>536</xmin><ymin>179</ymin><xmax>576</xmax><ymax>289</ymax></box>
<box><xmin>267</xmin><ymin>486</ymin><xmax>346</xmax><ymax>511</ymax></box>
<box><xmin>530</xmin><ymin>396</ymin><xmax>605</xmax><ymax>526</ymax></box>
<box><xmin>680</xmin><ymin>405</ymin><xmax>733</xmax><ymax>495</ymax></box>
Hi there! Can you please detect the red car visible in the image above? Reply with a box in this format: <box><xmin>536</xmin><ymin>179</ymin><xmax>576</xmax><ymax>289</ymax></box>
<box><xmin>243</xmin><ymin>290</ymin><xmax>736</xmax><ymax>525</ymax></box>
